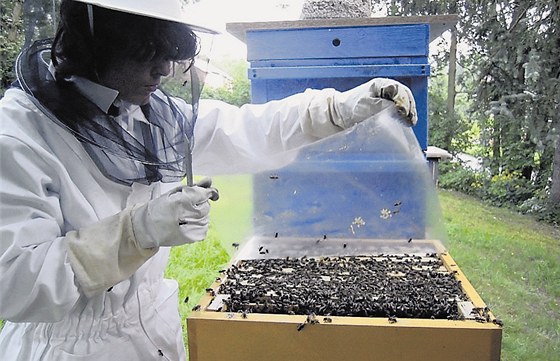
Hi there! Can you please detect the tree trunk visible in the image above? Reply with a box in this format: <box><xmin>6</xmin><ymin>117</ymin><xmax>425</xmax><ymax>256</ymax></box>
<box><xmin>551</xmin><ymin>137</ymin><xmax>560</xmax><ymax>205</ymax></box>
<box><xmin>8</xmin><ymin>0</ymin><xmax>24</xmax><ymax>42</ymax></box>
<box><xmin>445</xmin><ymin>26</ymin><xmax>458</xmax><ymax>150</ymax></box>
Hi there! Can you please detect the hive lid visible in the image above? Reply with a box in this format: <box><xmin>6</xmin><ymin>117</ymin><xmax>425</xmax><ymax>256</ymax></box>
<box><xmin>227</xmin><ymin>14</ymin><xmax>458</xmax><ymax>44</ymax></box>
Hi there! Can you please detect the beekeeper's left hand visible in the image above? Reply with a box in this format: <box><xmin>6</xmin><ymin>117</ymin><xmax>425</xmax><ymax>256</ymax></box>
<box><xmin>331</xmin><ymin>78</ymin><xmax>418</xmax><ymax>128</ymax></box>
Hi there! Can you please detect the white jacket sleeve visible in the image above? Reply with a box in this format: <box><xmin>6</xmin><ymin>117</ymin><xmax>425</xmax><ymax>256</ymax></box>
<box><xmin>192</xmin><ymin>89</ymin><xmax>343</xmax><ymax>175</ymax></box>
<box><xmin>0</xmin><ymin>136</ymin><xmax>155</xmax><ymax>322</ymax></box>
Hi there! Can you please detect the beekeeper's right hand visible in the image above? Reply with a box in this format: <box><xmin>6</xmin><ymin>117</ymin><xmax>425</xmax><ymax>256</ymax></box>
<box><xmin>132</xmin><ymin>182</ymin><xmax>219</xmax><ymax>248</ymax></box>
<box><xmin>66</xmin><ymin>181</ymin><xmax>218</xmax><ymax>297</ymax></box>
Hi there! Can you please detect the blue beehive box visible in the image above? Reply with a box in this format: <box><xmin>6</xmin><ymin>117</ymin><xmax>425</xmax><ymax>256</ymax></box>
<box><xmin>227</xmin><ymin>16</ymin><xmax>456</xmax><ymax>241</ymax></box>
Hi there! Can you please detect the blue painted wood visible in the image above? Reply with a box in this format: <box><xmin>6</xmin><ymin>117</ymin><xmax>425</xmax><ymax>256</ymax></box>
<box><xmin>248</xmin><ymin>64</ymin><xmax>429</xmax><ymax>80</ymax></box>
<box><xmin>246</xmin><ymin>24</ymin><xmax>429</xmax><ymax>61</ymax></box>
<box><xmin>251</xmin><ymin>56</ymin><xmax>428</xmax><ymax>68</ymax></box>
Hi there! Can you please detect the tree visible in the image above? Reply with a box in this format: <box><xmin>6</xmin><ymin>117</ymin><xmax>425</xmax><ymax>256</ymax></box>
<box><xmin>466</xmin><ymin>0</ymin><xmax>559</xmax><ymax>209</ymax></box>
<box><xmin>383</xmin><ymin>0</ymin><xmax>558</xmax><ymax>219</ymax></box>
<box><xmin>300</xmin><ymin>0</ymin><xmax>372</xmax><ymax>19</ymax></box>
<box><xmin>552</xmin><ymin>139</ymin><xmax>560</xmax><ymax>205</ymax></box>
<box><xmin>1</xmin><ymin>0</ymin><xmax>59</xmax><ymax>95</ymax></box>
<box><xmin>1</xmin><ymin>0</ymin><xmax>24</xmax><ymax>93</ymax></box>
<box><xmin>201</xmin><ymin>59</ymin><xmax>250</xmax><ymax>107</ymax></box>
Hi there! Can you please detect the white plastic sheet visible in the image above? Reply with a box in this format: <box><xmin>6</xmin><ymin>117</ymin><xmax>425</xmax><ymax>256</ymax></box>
<box><xmin>234</xmin><ymin>102</ymin><xmax>448</xmax><ymax>259</ymax></box>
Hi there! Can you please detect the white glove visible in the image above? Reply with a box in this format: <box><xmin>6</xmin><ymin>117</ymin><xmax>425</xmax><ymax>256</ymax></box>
<box><xmin>331</xmin><ymin>78</ymin><xmax>418</xmax><ymax>128</ymax></box>
<box><xmin>66</xmin><ymin>179</ymin><xmax>219</xmax><ymax>297</ymax></box>
<box><xmin>131</xmin><ymin>178</ymin><xmax>219</xmax><ymax>248</ymax></box>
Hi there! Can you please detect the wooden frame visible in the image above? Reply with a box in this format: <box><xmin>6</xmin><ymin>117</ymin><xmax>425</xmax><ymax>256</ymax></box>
<box><xmin>188</xmin><ymin>251</ymin><xmax>502</xmax><ymax>361</ymax></box>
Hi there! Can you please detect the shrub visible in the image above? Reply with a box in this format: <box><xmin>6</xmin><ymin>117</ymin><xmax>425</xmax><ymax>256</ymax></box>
<box><xmin>482</xmin><ymin>171</ymin><xmax>536</xmax><ymax>207</ymax></box>
<box><xmin>438</xmin><ymin>161</ymin><xmax>485</xmax><ymax>197</ymax></box>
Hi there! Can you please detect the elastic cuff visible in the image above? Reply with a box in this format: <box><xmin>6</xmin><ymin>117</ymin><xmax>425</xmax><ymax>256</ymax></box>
<box><xmin>66</xmin><ymin>207</ymin><xmax>158</xmax><ymax>297</ymax></box>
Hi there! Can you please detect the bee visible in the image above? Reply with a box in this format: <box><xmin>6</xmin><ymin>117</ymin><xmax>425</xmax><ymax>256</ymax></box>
<box><xmin>474</xmin><ymin>315</ymin><xmax>486</xmax><ymax>323</ymax></box>
<box><xmin>192</xmin><ymin>305</ymin><xmax>201</xmax><ymax>311</ymax></box>
<box><xmin>388</xmin><ymin>316</ymin><xmax>398</xmax><ymax>324</ymax></box>
<box><xmin>493</xmin><ymin>319</ymin><xmax>504</xmax><ymax>327</ymax></box>
<box><xmin>183</xmin><ymin>296</ymin><xmax>189</xmax><ymax>304</ymax></box>
<box><xmin>297</xmin><ymin>323</ymin><xmax>306</xmax><ymax>331</ymax></box>
<box><xmin>232</xmin><ymin>243</ymin><xmax>240</xmax><ymax>249</ymax></box>
<box><xmin>307</xmin><ymin>313</ymin><xmax>319</xmax><ymax>324</ymax></box>
<box><xmin>269</xmin><ymin>174</ymin><xmax>279</xmax><ymax>180</ymax></box>
<box><xmin>323</xmin><ymin>317</ymin><xmax>333</xmax><ymax>323</ymax></box>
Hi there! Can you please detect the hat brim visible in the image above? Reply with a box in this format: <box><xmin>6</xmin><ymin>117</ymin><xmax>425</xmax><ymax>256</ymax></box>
<box><xmin>74</xmin><ymin>0</ymin><xmax>220</xmax><ymax>34</ymax></box>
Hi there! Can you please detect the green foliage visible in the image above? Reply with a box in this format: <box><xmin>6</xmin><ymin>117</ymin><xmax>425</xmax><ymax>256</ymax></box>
<box><xmin>428</xmin><ymin>73</ymin><xmax>475</xmax><ymax>153</ymax></box>
<box><xmin>483</xmin><ymin>171</ymin><xmax>536</xmax><ymax>207</ymax></box>
<box><xmin>438</xmin><ymin>161</ymin><xmax>485</xmax><ymax>197</ymax></box>
<box><xmin>200</xmin><ymin>58</ymin><xmax>250</xmax><ymax>107</ymax></box>
<box><xmin>1</xmin><ymin>0</ymin><xmax>60</xmax><ymax>96</ymax></box>
<box><xmin>0</xmin><ymin>0</ymin><xmax>24</xmax><ymax>95</ymax></box>
<box><xmin>439</xmin><ymin>161</ymin><xmax>559</xmax><ymax>225</ymax></box>
<box><xmin>383</xmin><ymin>0</ymin><xmax>560</xmax><ymax>221</ymax></box>
<box><xmin>160</xmin><ymin>59</ymin><xmax>250</xmax><ymax>107</ymax></box>
<box><xmin>518</xmin><ymin>190</ymin><xmax>560</xmax><ymax>226</ymax></box>
<box><xmin>465</xmin><ymin>0</ymin><xmax>559</xmax><ymax>207</ymax></box>
<box><xmin>0</xmin><ymin>37</ymin><xmax>21</xmax><ymax>96</ymax></box>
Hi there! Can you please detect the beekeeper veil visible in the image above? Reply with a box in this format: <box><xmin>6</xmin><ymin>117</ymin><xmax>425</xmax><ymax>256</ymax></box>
<box><xmin>15</xmin><ymin>0</ymin><xmax>218</xmax><ymax>185</ymax></box>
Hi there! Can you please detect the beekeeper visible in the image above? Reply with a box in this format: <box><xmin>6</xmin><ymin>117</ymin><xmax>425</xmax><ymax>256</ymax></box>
<box><xmin>0</xmin><ymin>0</ymin><xmax>417</xmax><ymax>360</ymax></box>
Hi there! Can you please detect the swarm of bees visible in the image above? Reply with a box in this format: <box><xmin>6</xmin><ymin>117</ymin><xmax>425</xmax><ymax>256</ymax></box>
<box><xmin>217</xmin><ymin>254</ymin><xmax>468</xmax><ymax>320</ymax></box>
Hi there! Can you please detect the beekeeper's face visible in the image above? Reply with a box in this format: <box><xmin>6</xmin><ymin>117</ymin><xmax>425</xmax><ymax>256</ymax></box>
<box><xmin>99</xmin><ymin>58</ymin><xmax>172</xmax><ymax>105</ymax></box>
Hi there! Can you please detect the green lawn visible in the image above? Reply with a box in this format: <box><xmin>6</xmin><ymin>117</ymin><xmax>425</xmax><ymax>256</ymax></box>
<box><xmin>438</xmin><ymin>189</ymin><xmax>559</xmax><ymax>361</ymax></box>
<box><xmin>168</xmin><ymin>180</ymin><xmax>559</xmax><ymax>361</ymax></box>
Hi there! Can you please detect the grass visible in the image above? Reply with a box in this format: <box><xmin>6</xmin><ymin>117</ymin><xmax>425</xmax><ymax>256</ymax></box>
<box><xmin>168</xmin><ymin>181</ymin><xmax>559</xmax><ymax>361</ymax></box>
<box><xmin>438</xmin><ymin>189</ymin><xmax>559</xmax><ymax>361</ymax></box>
<box><xmin>163</xmin><ymin>235</ymin><xmax>230</xmax><ymax>350</ymax></box>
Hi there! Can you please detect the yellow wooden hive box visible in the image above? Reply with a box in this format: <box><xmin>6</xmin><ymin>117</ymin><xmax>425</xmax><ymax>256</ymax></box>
<box><xmin>188</xmin><ymin>238</ymin><xmax>502</xmax><ymax>361</ymax></box>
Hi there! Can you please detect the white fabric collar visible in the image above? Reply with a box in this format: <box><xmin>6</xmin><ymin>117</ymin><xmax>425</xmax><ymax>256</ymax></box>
<box><xmin>69</xmin><ymin>76</ymin><xmax>119</xmax><ymax>114</ymax></box>
<box><xmin>47</xmin><ymin>62</ymin><xmax>119</xmax><ymax>114</ymax></box>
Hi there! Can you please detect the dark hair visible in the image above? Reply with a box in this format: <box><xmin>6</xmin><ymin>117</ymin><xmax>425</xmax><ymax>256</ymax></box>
<box><xmin>52</xmin><ymin>0</ymin><xmax>199</xmax><ymax>81</ymax></box>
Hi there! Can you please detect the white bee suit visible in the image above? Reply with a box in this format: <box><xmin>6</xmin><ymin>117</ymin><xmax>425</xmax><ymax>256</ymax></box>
<box><xmin>0</xmin><ymin>76</ymin><xmax>413</xmax><ymax>360</ymax></box>
<box><xmin>0</xmin><ymin>85</ymin><xmax>342</xmax><ymax>361</ymax></box>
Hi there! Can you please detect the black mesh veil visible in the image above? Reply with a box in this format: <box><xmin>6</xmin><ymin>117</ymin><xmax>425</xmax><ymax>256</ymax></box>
<box><xmin>14</xmin><ymin>39</ymin><xmax>203</xmax><ymax>186</ymax></box>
